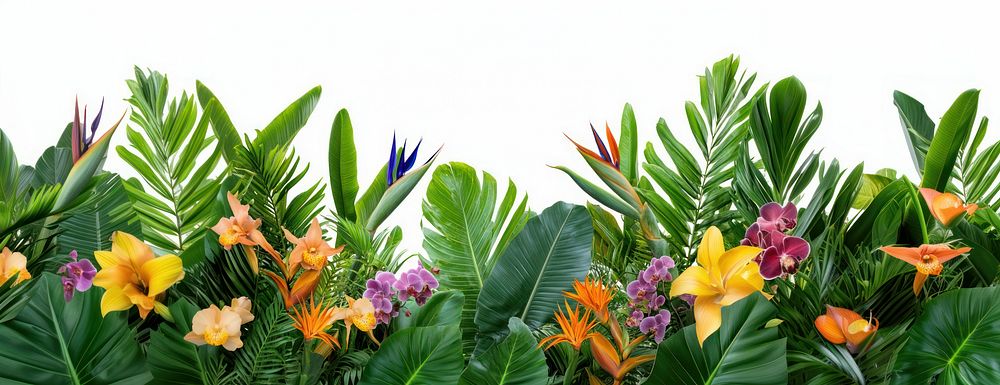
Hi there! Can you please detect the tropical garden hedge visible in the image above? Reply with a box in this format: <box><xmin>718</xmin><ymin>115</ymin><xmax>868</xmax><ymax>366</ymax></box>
<box><xmin>0</xmin><ymin>55</ymin><xmax>997</xmax><ymax>385</ymax></box>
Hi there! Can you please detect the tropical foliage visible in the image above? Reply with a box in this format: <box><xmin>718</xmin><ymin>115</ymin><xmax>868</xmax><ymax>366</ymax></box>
<box><xmin>0</xmin><ymin>56</ymin><xmax>997</xmax><ymax>384</ymax></box>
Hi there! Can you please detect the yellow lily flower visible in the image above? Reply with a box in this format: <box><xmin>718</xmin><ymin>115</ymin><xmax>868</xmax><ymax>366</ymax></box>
<box><xmin>0</xmin><ymin>247</ymin><xmax>31</xmax><ymax>285</ymax></box>
<box><xmin>669</xmin><ymin>226</ymin><xmax>764</xmax><ymax>345</ymax></box>
<box><xmin>93</xmin><ymin>231</ymin><xmax>184</xmax><ymax>319</ymax></box>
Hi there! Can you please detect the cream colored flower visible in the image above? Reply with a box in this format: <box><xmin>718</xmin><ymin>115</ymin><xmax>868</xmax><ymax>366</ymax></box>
<box><xmin>184</xmin><ymin>305</ymin><xmax>244</xmax><ymax>351</ymax></box>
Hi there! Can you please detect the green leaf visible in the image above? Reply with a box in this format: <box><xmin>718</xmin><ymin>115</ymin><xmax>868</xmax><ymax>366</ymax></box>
<box><xmin>55</xmin><ymin>174</ymin><xmax>142</xmax><ymax>261</ymax></box>
<box><xmin>396</xmin><ymin>290</ymin><xmax>465</xmax><ymax>330</ymax></box>
<box><xmin>0</xmin><ymin>273</ymin><xmax>152</xmax><ymax>385</ymax></box>
<box><xmin>329</xmin><ymin>109</ymin><xmax>359</xmax><ymax>221</ymax></box>
<box><xmin>852</xmin><ymin>173</ymin><xmax>895</xmax><ymax>210</ymax></box>
<box><xmin>474</xmin><ymin>202</ymin><xmax>592</xmax><ymax>353</ymax></box>
<box><xmin>460</xmin><ymin>318</ymin><xmax>548</xmax><ymax>385</ymax></box>
<box><xmin>949</xmin><ymin>222</ymin><xmax>1000</xmax><ymax>286</ymax></box>
<box><xmin>644</xmin><ymin>294</ymin><xmax>786</xmax><ymax>385</ymax></box>
<box><xmin>252</xmin><ymin>86</ymin><xmax>322</xmax><ymax>151</ymax></box>
<box><xmin>422</xmin><ymin>163</ymin><xmax>530</xmax><ymax>352</ymax></box>
<box><xmin>359</xmin><ymin>325</ymin><xmax>464</xmax><ymax>385</ymax></box>
<box><xmin>893</xmin><ymin>91</ymin><xmax>936</xmax><ymax>173</ymax></box>
<box><xmin>366</xmin><ymin>149</ymin><xmax>440</xmax><ymax>232</ymax></box>
<box><xmin>195</xmin><ymin>81</ymin><xmax>240</xmax><ymax>163</ymax></box>
<box><xmin>920</xmin><ymin>89</ymin><xmax>980</xmax><ymax>191</ymax></box>
<box><xmin>146</xmin><ymin>299</ymin><xmax>226</xmax><ymax>385</ymax></box>
<box><xmin>551</xmin><ymin>165</ymin><xmax>640</xmax><ymax>218</ymax></box>
<box><xmin>893</xmin><ymin>286</ymin><xmax>1000</xmax><ymax>384</ymax></box>
<box><xmin>619</xmin><ymin>103</ymin><xmax>639</xmax><ymax>185</ymax></box>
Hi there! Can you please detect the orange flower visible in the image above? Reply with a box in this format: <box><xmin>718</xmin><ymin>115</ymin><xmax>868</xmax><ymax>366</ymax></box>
<box><xmin>589</xmin><ymin>333</ymin><xmax>654</xmax><ymax>385</ymax></box>
<box><xmin>0</xmin><ymin>247</ymin><xmax>31</xmax><ymax>285</ymax></box>
<box><xmin>226</xmin><ymin>296</ymin><xmax>255</xmax><ymax>324</ymax></box>
<box><xmin>184</xmin><ymin>305</ymin><xmax>245</xmax><ymax>351</ymax></box>
<box><xmin>880</xmin><ymin>244</ymin><xmax>970</xmax><ymax>295</ymax></box>
<box><xmin>919</xmin><ymin>188</ymin><xmax>977</xmax><ymax>227</ymax></box>
<box><xmin>538</xmin><ymin>301</ymin><xmax>599</xmax><ymax>351</ymax></box>
<box><xmin>814</xmin><ymin>305</ymin><xmax>878</xmax><ymax>354</ymax></box>
<box><xmin>332</xmin><ymin>296</ymin><xmax>379</xmax><ymax>346</ymax></box>
<box><xmin>211</xmin><ymin>192</ymin><xmax>281</xmax><ymax>274</ymax></box>
<box><xmin>283</xmin><ymin>218</ymin><xmax>341</xmax><ymax>274</ymax></box>
<box><xmin>290</xmin><ymin>299</ymin><xmax>340</xmax><ymax>349</ymax></box>
<box><xmin>565</xmin><ymin>277</ymin><xmax>614</xmax><ymax>323</ymax></box>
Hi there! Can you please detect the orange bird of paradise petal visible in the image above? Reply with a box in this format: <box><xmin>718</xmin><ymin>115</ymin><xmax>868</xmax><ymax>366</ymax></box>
<box><xmin>880</xmin><ymin>244</ymin><xmax>971</xmax><ymax>295</ymax></box>
<box><xmin>290</xmin><ymin>299</ymin><xmax>341</xmax><ymax>349</ymax></box>
<box><xmin>538</xmin><ymin>301</ymin><xmax>599</xmax><ymax>351</ymax></box>
<box><xmin>918</xmin><ymin>188</ymin><xmax>978</xmax><ymax>227</ymax></box>
<box><xmin>564</xmin><ymin>277</ymin><xmax>614</xmax><ymax>323</ymax></box>
<box><xmin>814</xmin><ymin>305</ymin><xmax>878</xmax><ymax>354</ymax></box>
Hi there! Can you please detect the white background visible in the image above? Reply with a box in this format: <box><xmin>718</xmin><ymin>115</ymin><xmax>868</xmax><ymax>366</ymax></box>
<box><xmin>2</xmin><ymin>1</ymin><xmax>998</xmax><ymax>254</ymax></box>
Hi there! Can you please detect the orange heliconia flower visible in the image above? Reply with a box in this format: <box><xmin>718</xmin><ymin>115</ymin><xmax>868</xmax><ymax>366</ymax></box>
<box><xmin>290</xmin><ymin>299</ymin><xmax>341</xmax><ymax>349</ymax></box>
<box><xmin>538</xmin><ymin>301</ymin><xmax>599</xmax><ymax>351</ymax></box>
<box><xmin>919</xmin><ymin>188</ymin><xmax>977</xmax><ymax>227</ymax></box>
<box><xmin>814</xmin><ymin>305</ymin><xmax>878</xmax><ymax>354</ymax></box>
<box><xmin>564</xmin><ymin>277</ymin><xmax>614</xmax><ymax>323</ymax></box>
<box><xmin>880</xmin><ymin>244</ymin><xmax>971</xmax><ymax>295</ymax></box>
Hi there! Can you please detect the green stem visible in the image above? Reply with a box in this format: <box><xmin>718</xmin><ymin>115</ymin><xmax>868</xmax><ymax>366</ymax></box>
<box><xmin>563</xmin><ymin>349</ymin><xmax>580</xmax><ymax>385</ymax></box>
<box><xmin>299</xmin><ymin>340</ymin><xmax>313</xmax><ymax>385</ymax></box>
<box><xmin>904</xmin><ymin>177</ymin><xmax>931</xmax><ymax>244</ymax></box>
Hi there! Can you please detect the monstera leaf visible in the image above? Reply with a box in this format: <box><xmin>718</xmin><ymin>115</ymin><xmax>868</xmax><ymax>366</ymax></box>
<box><xmin>644</xmin><ymin>294</ymin><xmax>787</xmax><ymax>385</ymax></box>
<box><xmin>359</xmin><ymin>325</ymin><xmax>464</xmax><ymax>385</ymax></box>
<box><xmin>0</xmin><ymin>273</ymin><xmax>151</xmax><ymax>385</ymax></box>
<box><xmin>460</xmin><ymin>317</ymin><xmax>548</xmax><ymax>385</ymax></box>
<box><xmin>893</xmin><ymin>286</ymin><xmax>1000</xmax><ymax>384</ymax></box>
<box><xmin>474</xmin><ymin>202</ymin><xmax>592</xmax><ymax>354</ymax></box>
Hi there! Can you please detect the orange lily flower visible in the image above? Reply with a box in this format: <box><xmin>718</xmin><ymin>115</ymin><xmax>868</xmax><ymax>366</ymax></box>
<box><xmin>211</xmin><ymin>192</ymin><xmax>282</xmax><ymax>274</ymax></box>
<box><xmin>589</xmin><ymin>333</ymin><xmax>654</xmax><ymax>385</ymax></box>
<box><xmin>290</xmin><ymin>299</ymin><xmax>341</xmax><ymax>349</ymax></box>
<box><xmin>565</xmin><ymin>277</ymin><xmax>614</xmax><ymax>323</ymax></box>
<box><xmin>93</xmin><ymin>232</ymin><xmax>184</xmax><ymax>319</ymax></box>
<box><xmin>332</xmin><ymin>296</ymin><xmax>380</xmax><ymax>346</ymax></box>
<box><xmin>814</xmin><ymin>305</ymin><xmax>878</xmax><ymax>354</ymax></box>
<box><xmin>880</xmin><ymin>244</ymin><xmax>971</xmax><ymax>295</ymax></box>
<box><xmin>0</xmin><ymin>247</ymin><xmax>31</xmax><ymax>285</ymax></box>
<box><xmin>538</xmin><ymin>301</ymin><xmax>599</xmax><ymax>351</ymax></box>
<box><xmin>669</xmin><ymin>226</ymin><xmax>764</xmax><ymax>345</ymax></box>
<box><xmin>919</xmin><ymin>188</ymin><xmax>977</xmax><ymax>227</ymax></box>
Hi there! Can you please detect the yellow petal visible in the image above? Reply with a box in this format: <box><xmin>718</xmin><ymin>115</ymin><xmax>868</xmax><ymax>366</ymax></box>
<box><xmin>669</xmin><ymin>265</ymin><xmax>716</xmax><ymax>297</ymax></box>
<box><xmin>112</xmin><ymin>231</ymin><xmax>154</xmax><ymax>267</ymax></box>
<box><xmin>694</xmin><ymin>296</ymin><xmax>722</xmax><ymax>346</ymax></box>
<box><xmin>697</xmin><ymin>226</ymin><xmax>725</xmax><ymax>268</ymax></box>
<box><xmin>100</xmin><ymin>287</ymin><xmax>133</xmax><ymax>316</ymax></box>
<box><xmin>93</xmin><ymin>265</ymin><xmax>135</xmax><ymax>289</ymax></box>
<box><xmin>141</xmin><ymin>255</ymin><xmax>184</xmax><ymax>297</ymax></box>
<box><xmin>718</xmin><ymin>264</ymin><xmax>763</xmax><ymax>306</ymax></box>
<box><xmin>717</xmin><ymin>246</ymin><xmax>763</xmax><ymax>281</ymax></box>
<box><xmin>93</xmin><ymin>250</ymin><xmax>121</xmax><ymax>270</ymax></box>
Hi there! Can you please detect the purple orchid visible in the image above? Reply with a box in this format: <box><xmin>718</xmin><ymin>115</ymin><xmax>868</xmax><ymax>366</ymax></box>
<box><xmin>756</xmin><ymin>231</ymin><xmax>811</xmax><ymax>280</ymax></box>
<box><xmin>625</xmin><ymin>256</ymin><xmax>674</xmax><ymax>338</ymax></box>
<box><xmin>393</xmin><ymin>263</ymin><xmax>439</xmax><ymax>305</ymax></box>
<box><xmin>639</xmin><ymin>309</ymin><xmax>672</xmax><ymax>343</ymax></box>
<box><xmin>363</xmin><ymin>272</ymin><xmax>399</xmax><ymax>325</ymax></box>
<box><xmin>756</xmin><ymin>202</ymin><xmax>797</xmax><ymax>233</ymax></box>
<box><xmin>57</xmin><ymin>250</ymin><xmax>96</xmax><ymax>302</ymax></box>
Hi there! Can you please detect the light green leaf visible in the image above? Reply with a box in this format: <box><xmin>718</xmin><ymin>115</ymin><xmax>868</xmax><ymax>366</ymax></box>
<box><xmin>920</xmin><ymin>89</ymin><xmax>980</xmax><ymax>191</ymax></box>
<box><xmin>460</xmin><ymin>317</ymin><xmax>547</xmax><ymax>385</ymax></box>
<box><xmin>329</xmin><ymin>109</ymin><xmax>359</xmax><ymax>221</ymax></box>
<box><xmin>359</xmin><ymin>325</ymin><xmax>464</xmax><ymax>385</ymax></box>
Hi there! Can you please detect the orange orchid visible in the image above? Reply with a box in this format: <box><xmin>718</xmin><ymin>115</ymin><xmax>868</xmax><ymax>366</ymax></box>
<box><xmin>332</xmin><ymin>295</ymin><xmax>380</xmax><ymax>346</ymax></box>
<box><xmin>919</xmin><ymin>188</ymin><xmax>977</xmax><ymax>227</ymax></box>
<box><xmin>283</xmin><ymin>218</ymin><xmax>341</xmax><ymax>275</ymax></box>
<box><xmin>211</xmin><ymin>192</ymin><xmax>281</xmax><ymax>274</ymax></box>
<box><xmin>0</xmin><ymin>247</ymin><xmax>31</xmax><ymax>285</ymax></box>
<box><xmin>564</xmin><ymin>277</ymin><xmax>614</xmax><ymax>323</ymax></box>
<box><xmin>290</xmin><ymin>299</ymin><xmax>341</xmax><ymax>349</ymax></box>
<box><xmin>669</xmin><ymin>226</ymin><xmax>764</xmax><ymax>345</ymax></box>
<box><xmin>589</xmin><ymin>333</ymin><xmax>654</xmax><ymax>385</ymax></box>
<box><xmin>93</xmin><ymin>231</ymin><xmax>184</xmax><ymax>319</ymax></box>
<box><xmin>538</xmin><ymin>301</ymin><xmax>599</xmax><ymax>351</ymax></box>
<box><xmin>880</xmin><ymin>244</ymin><xmax>971</xmax><ymax>295</ymax></box>
<box><xmin>814</xmin><ymin>305</ymin><xmax>878</xmax><ymax>354</ymax></box>
<box><xmin>184</xmin><ymin>304</ymin><xmax>245</xmax><ymax>351</ymax></box>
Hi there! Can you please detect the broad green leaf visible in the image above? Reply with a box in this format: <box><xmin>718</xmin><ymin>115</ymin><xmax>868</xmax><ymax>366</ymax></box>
<box><xmin>920</xmin><ymin>89</ymin><xmax>980</xmax><ymax>191</ymax></box>
<box><xmin>893</xmin><ymin>91</ymin><xmax>936</xmax><ymax>173</ymax></box>
<box><xmin>396</xmin><ymin>290</ymin><xmax>465</xmax><ymax>330</ymax></box>
<box><xmin>359</xmin><ymin>325</ymin><xmax>464</xmax><ymax>385</ymax></box>
<box><xmin>252</xmin><ymin>86</ymin><xmax>322</xmax><ymax>151</ymax></box>
<box><xmin>56</xmin><ymin>174</ymin><xmax>142</xmax><ymax>261</ymax></box>
<box><xmin>422</xmin><ymin>163</ymin><xmax>530</xmax><ymax>352</ymax></box>
<box><xmin>894</xmin><ymin>286</ymin><xmax>1000</xmax><ymax>384</ymax></box>
<box><xmin>329</xmin><ymin>109</ymin><xmax>359</xmax><ymax>221</ymax></box>
<box><xmin>146</xmin><ymin>299</ymin><xmax>226</xmax><ymax>385</ymax></box>
<box><xmin>460</xmin><ymin>318</ymin><xmax>547</xmax><ymax>385</ymax></box>
<box><xmin>644</xmin><ymin>294</ymin><xmax>786</xmax><ymax>385</ymax></box>
<box><xmin>0</xmin><ymin>273</ymin><xmax>151</xmax><ymax>385</ymax></box>
<box><xmin>619</xmin><ymin>103</ymin><xmax>639</xmax><ymax>185</ymax></box>
<box><xmin>852</xmin><ymin>173</ymin><xmax>895</xmax><ymax>210</ymax></box>
<box><xmin>474</xmin><ymin>202</ymin><xmax>592</xmax><ymax>353</ymax></box>
<box><xmin>949</xmin><ymin>222</ymin><xmax>1000</xmax><ymax>285</ymax></box>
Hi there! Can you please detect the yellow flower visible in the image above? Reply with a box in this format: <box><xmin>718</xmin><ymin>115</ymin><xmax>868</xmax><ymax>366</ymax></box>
<box><xmin>282</xmin><ymin>218</ymin><xmax>342</xmax><ymax>275</ymax></box>
<box><xmin>226</xmin><ymin>296</ymin><xmax>255</xmax><ymax>324</ymax></box>
<box><xmin>332</xmin><ymin>296</ymin><xmax>379</xmax><ymax>345</ymax></box>
<box><xmin>564</xmin><ymin>277</ymin><xmax>614</xmax><ymax>323</ymax></box>
<box><xmin>669</xmin><ymin>226</ymin><xmax>764</xmax><ymax>345</ymax></box>
<box><xmin>919</xmin><ymin>188</ymin><xmax>977</xmax><ymax>227</ymax></box>
<box><xmin>93</xmin><ymin>231</ymin><xmax>184</xmax><ymax>319</ymax></box>
<box><xmin>538</xmin><ymin>301</ymin><xmax>599</xmax><ymax>351</ymax></box>
<box><xmin>184</xmin><ymin>305</ymin><xmax>244</xmax><ymax>351</ymax></box>
<box><xmin>0</xmin><ymin>247</ymin><xmax>31</xmax><ymax>285</ymax></box>
<box><xmin>290</xmin><ymin>299</ymin><xmax>341</xmax><ymax>349</ymax></box>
